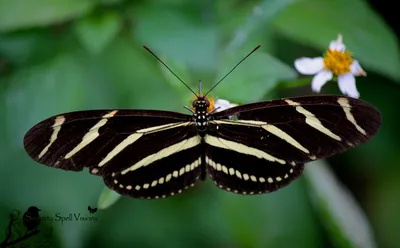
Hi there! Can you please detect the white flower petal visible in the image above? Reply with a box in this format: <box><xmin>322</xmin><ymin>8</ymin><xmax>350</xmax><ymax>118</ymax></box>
<box><xmin>338</xmin><ymin>73</ymin><xmax>359</xmax><ymax>98</ymax></box>
<box><xmin>214</xmin><ymin>99</ymin><xmax>238</xmax><ymax>112</ymax></box>
<box><xmin>311</xmin><ymin>70</ymin><xmax>333</xmax><ymax>93</ymax></box>
<box><xmin>294</xmin><ymin>57</ymin><xmax>324</xmax><ymax>75</ymax></box>
<box><xmin>329</xmin><ymin>34</ymin><xmax>346</xmax><ymax>52</ymax></box>
<box><xmin>329</xmin><ymin>41</ymin><xmax>345</xmax><ymax>52</ymax></box>
<box><xmin>350</xmin><ymin>60</ymin><xmax>366</xmax><ymax>76</ymax></box>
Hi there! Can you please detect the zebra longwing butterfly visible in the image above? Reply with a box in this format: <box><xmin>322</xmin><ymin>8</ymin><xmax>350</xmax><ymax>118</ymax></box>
<box><xmin>23</xmin><ymin>45</ymin><xmax>382</xmax><ymax>199</ymax></box>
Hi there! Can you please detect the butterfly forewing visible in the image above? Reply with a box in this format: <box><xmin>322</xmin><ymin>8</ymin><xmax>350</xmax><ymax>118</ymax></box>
<box><xmin>24</xmin><ymin>109</ymin><xmax>191</xmax><ymax>171</ymax></box>
<box><xmin>205</xmin><ymin>96</ymin><xmax>381</xmax><ymax>194</ymax></box>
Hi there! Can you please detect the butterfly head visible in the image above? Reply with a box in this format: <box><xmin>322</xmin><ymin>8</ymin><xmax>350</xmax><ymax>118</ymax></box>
<box><xmin>192</xmin><ymin>80</ymin><xmax>214</xmax><ymax>113</ymax></box>
<box><xmin>192</xmin><ymin>97</ymin><xmax>210</xmax><ymax>112</ymax></box>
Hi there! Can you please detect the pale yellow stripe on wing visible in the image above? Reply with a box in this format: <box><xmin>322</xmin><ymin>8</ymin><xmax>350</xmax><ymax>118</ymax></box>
<box><xmin>137</xmin><ymin>121</ymin><xmax>191</xmax><ymax>134</ymax></box>
<box><xmin>64</xmin><ymin>110</ymin><xmax>118</xmax><ymax>159</ymax></box>
<box><xmin>121</xmin><ymin>136</ymin><xmax>201</xmax><ymax>175</ymax></box>
<box><xmin>213</xmin><ymin>119</ymin><xmax>265</xmax><ymax>127</ymax></box>
<box><xmin>204</xmin><ymin>135</ymin><xmax>286</xmax><ymax>164</ymax></box>
<box><xmin>213</xmin><ymin>120</ymin><xmax>310</xmax><ymax>154</ymax></box>
<box><xmin>262</xmin><ymin>125</ymin><xmax>310</xmax><ymax>154</ymax></box>
<box><xmin>98</xmin><ymin>121</ymin><xmax>191</xmax><ymax>167</ymax></box>
<box><xmin>98</xmin><ymin>133</ymin><xmax>143</xmax><ymax>167</ymax></box>
<box><xmin>285</xmin><ymin>99</ymin><xmax>341</xmax><ymax>141</ymax></box>
<box><xmin>38</xmin><ymin>116</ymin><xmax>66</xmax><ymax>159</ymax></box>
<box><xmin>337</xmin><ymin>98</ymin><xmax>367</xmax><ymax>135</ymax></box>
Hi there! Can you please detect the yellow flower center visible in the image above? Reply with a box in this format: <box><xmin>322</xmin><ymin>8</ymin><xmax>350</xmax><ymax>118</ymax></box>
<box><xmin>323</xmin><ymin>49</ymin><xmax>353</xmax><ymax>75</ymax></box>
<box><xmin>190</xmin><ymin>95</ymin><xmax>215</xmax><ymax>112</ymax></box>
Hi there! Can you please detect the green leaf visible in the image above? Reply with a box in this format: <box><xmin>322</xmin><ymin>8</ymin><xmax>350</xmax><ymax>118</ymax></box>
<box><xmin>100</xmin><ymin>0</ymin><xmax>124</xmax><ymax>4</ymax></box>
<box><xmin>216</xmin><ymin>182</ymin><xmax>322</xmax><ymax>248</ymax></box>
<box><xmin>0</xmin><ymin>30</ymin><xmax>67</xmax><ymax>66</ymax></box>
<box><xmin>75</xmin><ymin>11</ymin><xmax>122</xmax><ymax>55</ymax></box>
<box><xmin>277</xmin><ymin>77</ymin><xmax>313</xmax><ymax>89</ymax></box>
<box><xmin>156</xmin><ymin>55</ymin><xmax>193</xmax><ymax>96</ymax></box>
<box><xmin>272</xmin><ymin>0</ymin><xmax>400</xmax><ymax>82</ymax></box>
<box><xmin>4</xmin><ymin>49</ymin><xmax>116</xmax><ymax>148</ymax></box>
<box><xmin>97</xmin><ymin>187</ymin><xmax>122</xmax><ymax>210</ymax></box>
<box><xmin>0</xmin><ymin>0</ymin><xmax>96</xmax><ymax>32</ymax></box>
<box><xmin>304</xmin><ymin>160</ymin><xmax>376</xmax><ymax>248</ymax></box>
<box><xmin>132</xmin><ymin>4</ymin><xmax>219</xmax><ymax>74</ymax></box>
<box><xmin>102</xmin><ymin>37</ymin><xmax>182</xmax><ymax>111</ymax></box>
<box><xmin>226</xmin><ymin>0</ymin><xmax>297</xmax><ymax>52</ymax></box>
<box><xmin>213</xmin><ymin>49</ymin><xmax>297</xmax><ymax>103</ymax></box>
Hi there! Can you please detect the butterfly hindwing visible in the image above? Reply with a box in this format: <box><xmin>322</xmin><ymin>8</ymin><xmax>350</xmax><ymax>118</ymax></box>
<box><xmin>204</xmin><ymin>132</ymin><xmax>305</xmax><ymax>194</ymax></box>
<box><xmin>104</xmin><ymin>133</ymin><xmax>203</xmax><ymax>199</ymax></box>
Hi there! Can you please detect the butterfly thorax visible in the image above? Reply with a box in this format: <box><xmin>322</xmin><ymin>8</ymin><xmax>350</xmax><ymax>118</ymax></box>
<box><xmin>192</xmin><ymin>97</ymin><xmax>211</xmax><ymax>136</ymax></box>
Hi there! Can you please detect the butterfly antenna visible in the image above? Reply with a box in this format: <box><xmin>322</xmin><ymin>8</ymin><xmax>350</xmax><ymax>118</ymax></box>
<box><xmin>204</xmin><ymin>45</ymin><xmax>261</xmax><ymax>97</ymax></box>
<box><xmin>198</xmin><ymin>80</ymin><xmax>203</xmax><ymax>97</ymax></box>
<box><xmin>143</xmin><ymin>46</ymin><xmax>198</xmax><ymax>97</ymax></box>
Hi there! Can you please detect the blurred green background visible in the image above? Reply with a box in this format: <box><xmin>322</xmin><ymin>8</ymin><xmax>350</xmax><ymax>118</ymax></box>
<box><xmin>0</xmin><ymin>0</ymin><xmax>399</xmax><ymax>247</ymax></box>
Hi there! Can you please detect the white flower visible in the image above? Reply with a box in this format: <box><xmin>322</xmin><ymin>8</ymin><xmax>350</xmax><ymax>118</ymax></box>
<box><xmin>214</xmin><ymin>99</ymin><xmax>238</xmax><ymax>112</ymax></box>
<box><xmin>294</xmin><ymin>34</ymin><xmax>366</xmax><ymax>98</ymax></box>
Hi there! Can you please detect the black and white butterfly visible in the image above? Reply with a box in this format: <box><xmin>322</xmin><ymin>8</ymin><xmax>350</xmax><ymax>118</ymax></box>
<box><xmin>23</xmin><ymin>45</ymin><xmax>382</xmax><ymax>199</ymax></box>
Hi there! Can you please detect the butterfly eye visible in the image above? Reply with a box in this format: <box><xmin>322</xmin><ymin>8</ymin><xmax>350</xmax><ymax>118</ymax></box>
<box><xmin>192</xmin><ymin>100</ymin><xmax>198</xmax><ymax>107</ymax></box>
